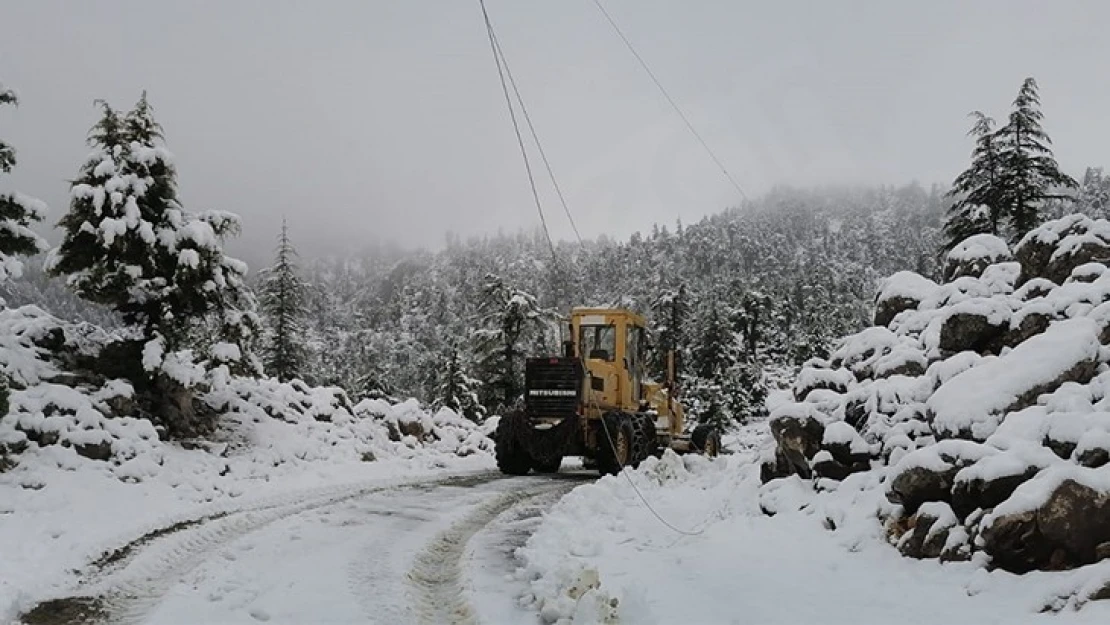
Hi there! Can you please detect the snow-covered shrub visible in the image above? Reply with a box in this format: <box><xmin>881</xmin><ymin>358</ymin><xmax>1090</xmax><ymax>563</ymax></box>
<box><xmin>44</xmin><ymin>96</ymin><xmax>261</xmax><ymax>438</ymax></box>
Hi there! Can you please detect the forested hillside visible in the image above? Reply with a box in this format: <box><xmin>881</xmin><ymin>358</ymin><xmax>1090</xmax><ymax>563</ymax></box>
<box><xmin>291</xmin><ymin>184</ymin><xmax>949</xmax><ymax>422</ymax></box>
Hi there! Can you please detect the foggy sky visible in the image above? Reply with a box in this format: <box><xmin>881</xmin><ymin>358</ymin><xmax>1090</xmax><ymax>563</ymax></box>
<box><xmin>1</xmin><ymin>0</ymin><xmax>1108</xmax><ymax>267</ymax></box>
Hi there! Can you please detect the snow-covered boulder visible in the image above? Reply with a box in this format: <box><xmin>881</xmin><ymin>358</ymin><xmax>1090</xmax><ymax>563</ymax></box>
<box><xmin>1003</xmin><ymin>306</ymin><xmax>1054</xmax><ymax>348</ymax></box>
<box><xmin>762</xmin><ymin>404</ymin><xmax>826</xmax><ymax>481</ymax></box>
<box><xmin>1068</xmin><ymin>262</ymin><xmax>1108</xmax><ymax>284</ymax></box>
<box><xmin>822</xmin><ymin>421</ymin><xmax>870</xmax><ymax>466</ymax></box>
<box><xmin>1014</xmin><ymin>277</ymin><xmax>1058</xmax><ymax>301</ymax></box>
<box><xmin>982</xmin><ymin>470</ymin><xmax>1110</xmax><ymax>573</ymax></box>
<box><xmin>886</xmin><ymin>440</ymin><xmax>995</xmax><ymax>514</ymax></box>
<box><xmin>897</xmin><ymin>501</ymin><xmax>960</xmax><ymax>560</ymax></box>
<box><xmin>943</xmin><ymin>234</ymin><xmax>1012</xmax><ymax>282</ymax></box>
<box><xmin>811</xmin><ymin>421</ymin><xmax>870</xmax><ymax>481</ymax></box>
<box><xmin>936</xmin><ymin>297</ymin><xmax>1010</xmax><ymax>354</ymax></box>
<box><xmin>792</xmin><ymin>366</ymin><xmax>853</xmax><ymax>401</ymax></box>
<box><xmin>874</xmin><ymin>271</ymin><xmax>937</xmax><ymax>327</ymax></box>
<box><xmin>1015</xmin><ymin>214</ymin><xmax>1110</xmax><ymax>285</ymax></box>
<box><xmin>829</xmin><ymin>326</ymin><xmax>903</xmax><ymax>380</ymax></box>
<box><xmin>950</xmin><ymin>444</ymin><xmax>1058</xmax><ymax>520</ymax></box>
<box><xmin>929</xmin><ymin>318</ymin><xmax>1102</xmax><ymax>441</ymax></box>
<box><xmin>872</xmin><ymin>345</ymin><xmax>928</xmax><ymax>379</ymax></box>
<box><xmin>1075</xmin><ymin>430</ymin><xmax>1110</xmax><ymax>468</ymax></box>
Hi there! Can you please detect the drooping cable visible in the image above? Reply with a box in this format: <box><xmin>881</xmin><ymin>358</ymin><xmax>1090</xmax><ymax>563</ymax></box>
<box><xmin>590</xmin><ymin>0</ymin><xmax>748</xmax><ymax>202</ymax></box>
<box><xmin>478</xmin><ymin>0</ymin><xmax>557</xmax><ymax>258</ymax></box>
<box><xmin>487</xmin><ymin>27</ymin><xmax>585</xmax><ymax>246</ymax></box>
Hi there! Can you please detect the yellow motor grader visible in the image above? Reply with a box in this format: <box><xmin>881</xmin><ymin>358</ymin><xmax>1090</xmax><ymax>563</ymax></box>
<box><xmin>494</xmin><ymin>307</ymin><xmax>722</xmax><ymax>475</ymax></box>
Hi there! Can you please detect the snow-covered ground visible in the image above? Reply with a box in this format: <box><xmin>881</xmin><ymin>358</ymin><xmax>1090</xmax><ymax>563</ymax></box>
<box><xmin>0</xmin><ymin>450</ymin><xmax>499</xmax><ymax>623</ymax></box>
<box><xmin>517</xmin><ymin>424</ymin><xmax>1110</xmax><ymax>625</ymax></box>
<box><xmin>125</xmin><ymin>473</ymin><xmax>585</xmax><ymax>625</ymax></box>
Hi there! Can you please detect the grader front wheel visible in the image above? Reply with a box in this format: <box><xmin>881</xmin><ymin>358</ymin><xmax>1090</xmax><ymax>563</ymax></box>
<box><xmin>597</xmin><ymin>413</ymin><xmax>634</xmax><ymax>475</ymax></box>
<box><xmin>691</xmin><ymin>424</ymin><xmax>722</xmax><ymax>458</ymax></box>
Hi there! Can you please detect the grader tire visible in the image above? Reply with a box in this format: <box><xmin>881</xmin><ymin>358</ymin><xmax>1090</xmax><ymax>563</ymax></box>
<box><xmin>495</xmin><ymin>411</ymin><xmax>533</xmax><ymax>475</ymax></box>
<box><xmin>532</xmin><ymin>456</ymin><xmax>563</xmax><ymax>473</ymax></box>
<box><xmin>691</xmin><ymin>424</ymin><xmax>722</xmax><ymax>457</ymax></box>
<box><xmin>630</xmin><ymin>413</ymin><xmax>657</xmax><ymax>467</ymax></box>
<box><xmin>597</xmin><ymin>413</ymin><xmax>635</xmax><ymax>476</ymax></box>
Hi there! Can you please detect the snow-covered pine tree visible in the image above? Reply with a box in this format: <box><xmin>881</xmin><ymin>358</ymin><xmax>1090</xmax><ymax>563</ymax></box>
<box><xmin>649</xmin><ymin>285</ymin><xmax>690</xmax><ymax>382</ymax></box>
<box><xmin>432</xmin><ymin>345</ymin><xmax>485</xmax><ymax>423</ymax></box>
<box><xmin>685</xmin><ymin>300</ymin><xmax>737</xmax><ymax>430</ymax></box>
<box><xmin>259</xmin><ymin>219</ymin><xmax>307</xmax><ymax>381</ymax></box>
<box><xmin>735</xmin><ymin>289</ymin><xmax>771</xmax><ymax>360</ymax></box>
<box><xmin>0</xmin><ymin>82</ymin><xmax>48</xmax><ymax>283</ymax></box>
<box><xmin>723</xmin><ymin>359</ymin><xmax>767</xmax><ymax>424</ymax></box>
<box><xmin>351</xmin><ymin>339</ymin><xmax>395</xmax><ymax>402</ymax></box>
<box><xmin>943</xmin><ymin>111</ymin><xmax>1000</xmax><ymax>250</ymax></box>
<box><xmin>47</xmin><ymin>94</ymin><xmax>260</xmax><ymax>435</ymax></box>
<box><xmin>1077</xmin><ymin>167</ymin><xmax>1109</xmax><ymax>219</ymax></box>
<box><xmin>995</xmin><ymin>78</ymin><xmax>1078</xmax><ymax>239</ymax></box>
<box><xmin>472</xmin><ymin>274</ymin><xmax>550</xmax><ymax>413</ymax></box>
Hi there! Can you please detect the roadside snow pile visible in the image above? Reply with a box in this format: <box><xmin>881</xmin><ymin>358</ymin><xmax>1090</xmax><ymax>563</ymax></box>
<box><xmin>0</xmin><ymin>304</ymin><xmax>493</xmax><ymax>482</ymax></box>
<box><xmin>757</xmin><ymin>214</ymin><xmax>1110</xmax><ymax>609</ymax></box>
<box><xmin>518</xmin><ymin>446</ymin><xmax>1110</xmax><ymax>624</ymax></box>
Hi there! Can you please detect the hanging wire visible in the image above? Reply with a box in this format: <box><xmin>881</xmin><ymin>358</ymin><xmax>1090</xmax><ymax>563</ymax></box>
<box><xmin>478</xmin><ymin>0</ymin><xmax>558</xmax><ymax>259</ymax></box>
<box><xmin>487</xmin><ymin>26</ymin><xmax>585</xmax><ymax>246</ymax></box>
<box><xmin>590</xmin><ymin>0</ymin><xmax>749</xmax><ymax>203</ymax></box>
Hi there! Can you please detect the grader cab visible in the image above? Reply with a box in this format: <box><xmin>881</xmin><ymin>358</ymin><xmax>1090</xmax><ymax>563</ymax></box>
<box><xmin>494</xmin><ymin>307</ymin><xmax>722</xmax><ymax>475</ymax></box>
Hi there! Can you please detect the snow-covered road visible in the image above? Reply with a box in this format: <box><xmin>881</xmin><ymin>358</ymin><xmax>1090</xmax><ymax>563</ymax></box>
<box><xmin>18</xmin><ymin>472</ymin><xmax>588</xmax><ymax>625</ymax></box>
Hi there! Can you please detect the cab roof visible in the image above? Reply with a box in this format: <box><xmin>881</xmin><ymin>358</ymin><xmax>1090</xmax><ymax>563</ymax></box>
<box><xmin>569</xmin><ymin>307</ymin><xmax>647</xmax><ymax>327</ymax></box>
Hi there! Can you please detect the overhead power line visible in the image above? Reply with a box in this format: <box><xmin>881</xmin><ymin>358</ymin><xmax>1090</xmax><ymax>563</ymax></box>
<box><xmin>590</xmin><ymin>0</ymin><xmax>749</xmax><ymax>202</ymax></box>
<box><xmin>478</xmin><ymin>0</ymin><xmax>557</xmax><ymax>258</ymax></box>
<box><xmin>488</xmin><ymin>27</ymin><xmax>585</xmax><ymax>246</ymax></box>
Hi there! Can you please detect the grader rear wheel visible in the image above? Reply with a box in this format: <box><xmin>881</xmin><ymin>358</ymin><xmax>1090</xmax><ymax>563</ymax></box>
<box><xmin>494</xmin><ymin>411</ymin><xmax>533</xmax><ymax>475</ymax></box>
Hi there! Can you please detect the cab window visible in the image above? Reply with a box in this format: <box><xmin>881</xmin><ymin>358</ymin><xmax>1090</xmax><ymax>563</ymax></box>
<box><xmin>580</xmin><ymin>324</ymin><xmax>616</xmax><ymax>361</ymax></box>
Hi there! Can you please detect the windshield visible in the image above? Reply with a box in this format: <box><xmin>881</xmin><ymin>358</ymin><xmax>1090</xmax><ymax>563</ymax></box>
<box><xmin>580</xmin><ymin>324</ymin><xmax>616</xmax><ymax>361</ymax></box>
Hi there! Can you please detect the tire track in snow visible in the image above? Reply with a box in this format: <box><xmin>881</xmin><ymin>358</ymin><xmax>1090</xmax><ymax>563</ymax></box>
<box><xmin>18</xmin><ymin>472</ymin><xmax>503</xmax><ymax>625</ymax></box>
<box><xmin>406</xmin><ymin>481</ymin><xmax>579</xmax><ymax>625</ymax></box>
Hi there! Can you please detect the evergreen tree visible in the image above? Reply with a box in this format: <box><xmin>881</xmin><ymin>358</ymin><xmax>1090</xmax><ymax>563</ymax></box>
<box><xmin>943</xmin><ymin>111</ymin><xmax>1000</xmax><ymax>249</ymax></box>
<box><xmin>649</xmin><ymin>285</ymin><xmax>690</xmax><ymax>382</ymax></box>
<box><xmin>723</xmin><ymin>359</ymin><xmax>767</xmax><ymax>424</ymax></box>
<box><xmin>472</xmin><ymin>275</ymin><xmax>550</xmax><ymax>412</ymax></box>
<box><xmin>735</xmin><ymin>290</ymin><xmax>771</xmax><ymax>360</ymax></box>
<box><xmin>259</xmin><ymin>219</ymin><xmax>307</xmax><ymax>381</ymax></box>
<box><xmin>432</xmin><ymin>345</ymin><xmax>485</xmax><ymax>422</ymax></box>
<box><xmin>354</xmin><ymin>360</ymin><xmax>395</xmax><ymax>402</ymax></box>
<box><xmin>0</xmin><ymin>82</ymin><xmax>48</xmax><ymax>282</ymax></box>
<box><xmin>995</xmin><ymin>78</ymin><xmax>1078</xmax><ymax>239</ymax></box>
<box><xmin>684</xmin><ymin>301</ymin><xmax>737</xmax><ymax>430</ymax></box>
<box><xmin>685</xmin><ymin>298</ymin><xmax>769</xmax><ymax>428</ymax></box>
<box><xmin>47</xmin><ymin>94</ymin><xmax>260</xmax><ymax>394</ymax></box>
<box><xmin>1077</xmin><ymin>167</ymin><xmax>1110</xmax><ymax>218</ymax></box>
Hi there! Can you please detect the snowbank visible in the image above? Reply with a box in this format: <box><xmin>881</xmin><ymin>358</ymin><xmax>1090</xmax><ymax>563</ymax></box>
<box><xmin>518</xmin><ymin>442</ymin><xmax>1110</xmax><ymax>624</ymax></box>
<box><xmin>751</xmin><ymin>215</ymin><xmax>1110</xmax><ymax>610</ymax></box>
